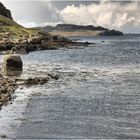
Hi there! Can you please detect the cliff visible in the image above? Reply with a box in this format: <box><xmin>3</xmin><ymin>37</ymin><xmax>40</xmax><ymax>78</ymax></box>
<box><xmin>0</xmin><ymin>2</ymin><xmax>13</xmax><ymax>20</ymax></box>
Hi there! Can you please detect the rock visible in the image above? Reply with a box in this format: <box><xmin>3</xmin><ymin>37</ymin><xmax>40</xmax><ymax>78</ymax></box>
<box><xmin>53</xmin><ymin>35</ymin><xmax>58</xmax><ymax>41</ymax></box>
<box><xmin>99</xmin><ymin>30</ymin><xmax>123</xmax><ymax>36</ymax></box>
<box><xmin>25</xmin><ymin>77</ymin><xmax>50</xmax><ymax>85</ymax></box>
<box><xmin>0</xmin><ymin>44</ymin><xmax>7</xmax><ymax>51</ymax></box>
<box><xmin>4</xmin><ymin>68</ymin><xmax>23</xmax><ymax>77</ymax></box>
<box><xmin>0</xmin><ymin>2</ymin><xmax>13</xmax><ymax>20</ymax></box>
<box><xmin>4</xmin><ymin>54</ymin><xmax>23</xmax><ymax>70</ymax></box>
<box><xmin>30</xmin><ymin>37</ymin><xmax>43</xmax><ymax>44</ymax></box>
<box><xmin>0</xmin><ymin>74</ymin><xmax>2</xmax><ymax>78</ymax></box>
<box><xmin>26</xmin><ymin>44</ymin><xmax>37</xmax><ymax>52</ymax></box>
<box><xmin>21</xmin><ymin>39</ymin><xmax>28</xmax><ymax>45</ymax></box>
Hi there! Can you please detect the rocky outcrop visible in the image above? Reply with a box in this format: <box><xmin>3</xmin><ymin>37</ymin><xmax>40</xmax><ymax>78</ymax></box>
<box><xmin>99</xmin><ymin>29</ymin><xmax>123</xmax><ymax>36</ymax></box>
<box><xmin>0</xmin><ymin>2</ymin><xmax>13</xmax><ymax>20</ymax></box>
<box><xmin>4</xmin><ymin>55</ymin><xmax>23</xmax><ymax>70</ymax></box>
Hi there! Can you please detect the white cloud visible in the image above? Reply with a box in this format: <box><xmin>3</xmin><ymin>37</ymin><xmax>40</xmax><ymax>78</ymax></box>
<box><xmin>1</xmin><ymin>0</ymin><xmax>140</xmax><ymax>33</ymax></box>
<box><xmin>59</xmin><ymin>2</ymin><xmax>140</xmax><ymax>33</ymax></box>
<box><xmin>17</xmin><ymin>20</ymin><xmax>62</xmax><ymax>28</ymax></box>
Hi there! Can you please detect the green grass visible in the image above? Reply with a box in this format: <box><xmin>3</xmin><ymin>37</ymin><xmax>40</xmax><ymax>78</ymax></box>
<box><xmin>0</xmin><ymin>15</ymin><xmax>42</xmax><ymax>39</ymax></box>
<box><xmin>0</xmin><ymin>15</ymin><xmax>20</xmax><ymax>26</ymax></box>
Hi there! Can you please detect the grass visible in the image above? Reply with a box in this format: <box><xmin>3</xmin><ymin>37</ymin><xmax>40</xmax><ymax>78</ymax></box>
<box><xmin>0</xmin><ymin>15</ymin><xmax>41</xmax><ymax>39</ymax></box>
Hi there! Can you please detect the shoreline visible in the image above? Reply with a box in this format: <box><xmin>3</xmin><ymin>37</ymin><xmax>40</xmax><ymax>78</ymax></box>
<box><xmin>0</xmin><ymin>35</ymin><xmax>94</xmax><ymax>55</ymax></box>
<box><xmin>0</xmin><ymin>34</ymin><xmax>94</xmax><ymax>108</ymax></box>
<box><xmin>0</xmin><ymin>78</ymin><xmax>17</xmax><ymax>109</ymax></box>
<box><xmin>0</xmin><ymin>73</ymin><xmax>59</xmax><ymax>109</ymax></box>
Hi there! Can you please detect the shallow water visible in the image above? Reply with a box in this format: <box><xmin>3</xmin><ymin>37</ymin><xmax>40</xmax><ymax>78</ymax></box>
<box><xmin>0</xmin><ymin>35</ymin><xmax>140</xmax><ymax>139</ymax></box>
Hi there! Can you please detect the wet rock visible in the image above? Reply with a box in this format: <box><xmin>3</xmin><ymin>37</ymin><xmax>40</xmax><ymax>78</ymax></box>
<box><xmin>25</xmin><ymin>77</ymin><xmax>50</xmax><ymax>85</ymax></box>
<box><xmin>4</xmin><ymin>68</ymin><xmax>23</xmax><ymax>77</ymax></box>
<box><xmin>4</xmin><ymin>54</ymin><xmax>23</xmax><ymax>70</ymax></box>
<box><xmin>0</xmin><ymin>78</ymin><xmax>17</xmax><ymax>108</ymax></box>
<box><xmin>0</xmin><ymin>134</ymin><xmax>7</xmax><ymax>139</ymax></box>
<box><xmin>48</xmin><ymin>73</ymin><xmax>59</xmax><ymax>80</ymax></box>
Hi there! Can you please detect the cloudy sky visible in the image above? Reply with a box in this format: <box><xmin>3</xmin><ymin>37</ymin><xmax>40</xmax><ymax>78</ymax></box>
<box><xmin>1</xmin><ymin>0</ymin><xmax>140</xmax><ymax>33</ymax></box>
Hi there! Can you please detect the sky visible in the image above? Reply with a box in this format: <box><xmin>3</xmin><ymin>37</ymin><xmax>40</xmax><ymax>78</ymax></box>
<box><xmin>1</xmin><ymin>0</ymin><xmax>140</xmax><ymax>33</ymax></box>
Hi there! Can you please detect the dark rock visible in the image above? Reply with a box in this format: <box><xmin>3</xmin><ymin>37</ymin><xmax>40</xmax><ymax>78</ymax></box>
<box><xmin>4</xmin><ymin>54</ymin><xmax>23</xmax><ymax>70</ymax></box>
<box><xmin>0</xmin><ymin>44</ymin><xmax>7</xmax><ymax>51</ymax></box>
<box><xmin>99</xmin><ymin>30</ymin><xmax>123</xmax><ymax>36</ymax></box>
<box><xmin>0</xmin><ymin>74</ymin><xmax>2</xmax><ymax>78</ymax></box>
<box><xmin>0</xmin><ymin>2</ymin><xmax>13</xmax><ymax>20</ymax></box>
<box><xmin>25</xmin><ymin>77</ymin><xmax>50</xmax><ymax>85</ymax></box>
<box><xmin>53</xmin><ymin>35</ymin><xmax>58</xmax><ymax>40</ymax></box>
<box><xmin>26</xmin><ymin>44</ymin><xmax>37</xmax><ymax>52</ymax></box>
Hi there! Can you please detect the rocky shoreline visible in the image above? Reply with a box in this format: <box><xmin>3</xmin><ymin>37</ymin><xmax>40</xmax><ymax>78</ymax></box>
<box><xmin>0</xmin><ymin>33</ymin><xmax>93</xmax><ymax>109</ymax></box>
<box><xmin>0</xmin><ymin>74</ymin><xmax>59</xmax><ymax>109</ymax></box>
<box><xmin>0</xmin><ymin>54</ymin><xmax>59</xmax><ymax>109</ymax></box>
<box><xmin>0</xmin><ymin>1</ymin><xmax>95</xmax><ymax>109</ymax></box>
<box><xmin>0</xmin><ymin>77</ymin><xmax>17</xmax><ymax>109</ymax></box>
<box><xmin>0</xmin><ymin>32</ymin><xmax>94</xmax><ymax>55</ymax></box>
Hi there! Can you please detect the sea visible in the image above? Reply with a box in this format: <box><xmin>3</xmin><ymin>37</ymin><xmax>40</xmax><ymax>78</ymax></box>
<box><xmin>0</xmin><ymin>35</ymin><xmax>140</xmax><ymax>139</ymax></box>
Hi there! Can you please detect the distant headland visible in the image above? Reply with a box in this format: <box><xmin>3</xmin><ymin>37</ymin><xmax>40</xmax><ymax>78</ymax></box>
<box><xmin>38</xmin><ymin>24</ymin><xmax>123</xmax><ymax>37</ymax></box>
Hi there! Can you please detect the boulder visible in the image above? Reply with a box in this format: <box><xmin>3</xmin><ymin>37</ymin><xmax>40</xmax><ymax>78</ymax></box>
<box><xmin>4</xmin><ymin>54</ymin><xmax>23</xmax><ymax>70</ymax></box>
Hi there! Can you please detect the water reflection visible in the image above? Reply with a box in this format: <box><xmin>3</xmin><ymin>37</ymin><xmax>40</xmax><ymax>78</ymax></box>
<box><xmin>4</xmin><ymin>67</ymin><xmax>23</xmax><ymax>78</ymax></box>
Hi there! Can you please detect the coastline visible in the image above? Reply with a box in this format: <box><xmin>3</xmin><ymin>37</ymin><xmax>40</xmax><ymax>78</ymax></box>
<box><xmin>0</xmin><ymin>34</ymin><xmax>94</xmax><ymax>108</ymax></box>
<box><xmin>0</xmin><ymin>78</ymin><xmax>17</xmax><ymax>109</ymax></box>
<box><xmin>0</xmin><ymin>34</ymin><xmax>94</xmax><ymax>55</ymax></box>
<box><xmin>0</xmin><ymin>70</ymin><xmax>59</xmax><ymax>109</ymax></box>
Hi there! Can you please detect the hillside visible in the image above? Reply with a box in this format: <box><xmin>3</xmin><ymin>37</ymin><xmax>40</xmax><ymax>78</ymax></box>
<box><xmin>0</xmin><ymin>2</ymin><xmax>44</xmax><ymax>44</ymax></box>
<box><xmin>0</xmin><ymin>2</ymin><xmax>94</xmax><ymax>54</ymax></box>
<box><xmin>38</xmin><ymin>24</ymin><xmax>123</xmax><ymax>37</ymax></box>
<box><xmin>0</xmin><ymin>15</ymin><xmax>40</xmax><ymax>39</ymax></box>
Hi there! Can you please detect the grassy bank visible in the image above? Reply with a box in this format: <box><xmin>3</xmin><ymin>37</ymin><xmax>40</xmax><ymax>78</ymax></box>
<box><xmin>0</xmin><ymin>15</ymin><xmax>42</xmax><ymax>41</ymax></box>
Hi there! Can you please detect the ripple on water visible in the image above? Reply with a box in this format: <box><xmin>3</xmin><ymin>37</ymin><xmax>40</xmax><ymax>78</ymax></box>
<box><xmin>1</xmin><ymin>36</ymin><xmax>140</xmax><ymax>139</ymax></box>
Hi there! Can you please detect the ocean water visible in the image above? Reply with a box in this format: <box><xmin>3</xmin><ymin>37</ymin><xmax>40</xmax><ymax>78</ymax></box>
<box><xmin>0</xmin><ymin>35</ymin><xmax>140</xmax><ymax>139</ymax></box>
